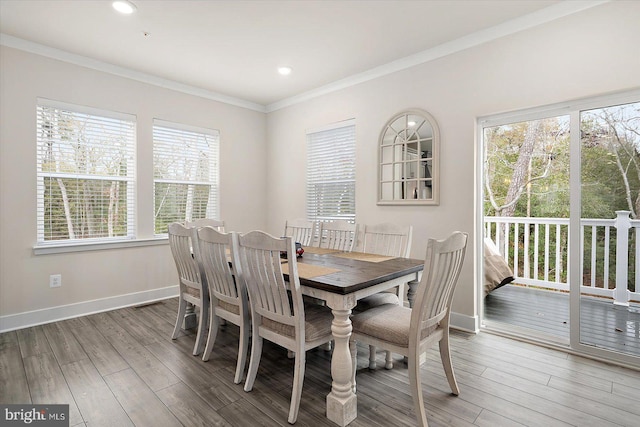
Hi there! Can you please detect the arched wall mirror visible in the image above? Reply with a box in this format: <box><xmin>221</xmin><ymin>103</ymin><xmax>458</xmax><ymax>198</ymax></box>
<box><xmin>378</xmin><ymin>109</ymin><xmax>440</xmax><ymax>205</ymax></box>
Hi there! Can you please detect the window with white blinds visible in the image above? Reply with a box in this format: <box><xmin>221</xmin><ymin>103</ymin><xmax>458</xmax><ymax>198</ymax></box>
<box><xmin>153</xmin><ymin>120</ymin><xmax>220</xmax><ymax>234</ymax></box>
<box><xmin>36</xmin><ymin>99</ymin><xmax>136</xmax><ymax>244</ymax></box>
<box><xmin>306</xmin><ymin>120</ymin><xmax>356</xmax><ymax>222</ymax></box>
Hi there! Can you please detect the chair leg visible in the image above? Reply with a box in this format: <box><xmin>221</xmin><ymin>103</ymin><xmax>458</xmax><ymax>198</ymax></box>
<box><xmin>234</xmin><ymin>317</ymin><xmax>250</xmax><ymax>385</ymax></box>
<box><xmin>408</xmin><ymin>352</ymin><xmax>429</xmax><ymax>427</ymax></box>
<box><xmin>288</xmin><ymin>345</ymin><xmax>306</xmax><ymax>424</ymax></box>
<box><xmin>384</xmin><ymin>350</ymin><xmax>393</xmax><ymax>369</ymax></box>
<box><xmin>193</xmin><ymin>301</ymin><xmax>209</xmax><ymax>356</ymax></box>
<box><xmin>439</xmin><ymin>334</ymin><xmax>460</xmax><ymax>395</ymax></box>
<box><xmin>368</xmin><ymin>345</ymin><xmax>377</xmax><ymax>369</ymax></box>
<box><xmin>171</xmin><ymin>296</ymin><xmax>187</xmax><ymax>340</ymax></box>
<box><xmin>244</xmin><ymin>331</ymin><xmax>263</xmax><ymax>392</ymax></box>
<box><xmin>201</xmin><ymin>310</ymin><xmax>219</xmax><ymax>362</ymax></box>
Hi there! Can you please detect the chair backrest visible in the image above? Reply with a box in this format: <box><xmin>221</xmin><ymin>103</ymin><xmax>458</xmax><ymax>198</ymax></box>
<box><xmin>168</xmin><ymin>222</ymin><xmax>207</xmax><ymax>299</ymax></box>
<box><xmin>411</xmin><ymin>231</ymin><xmax>468</xmax><ymax>340</ymax></box>
<box><xmin>185</xmin><ymin>218</ymin><xmax>225</xmax><ymax>232</ymax></box>
<box><xmin>284</xmin><ymin>218</ymin><xmax>315</xmax><ymax>246</ymax></box>
<box><xmin>317</xmin><ymin>220</ymin><xmax>357</xmax><ymax>251</ymax></box>
<box><xmin>359</xmin><ymin>223</ymin><xmax>413</xmax><ymax>257</ymax></box>
<box><xmin>236</xmin><ymin>231</ymin><xmax>305</xmax><ymax>337</ymax></box>
<box><xmin>195</xmin><ymin>226</ymin><xmax>246</xmax><ymax>310</ymax></box>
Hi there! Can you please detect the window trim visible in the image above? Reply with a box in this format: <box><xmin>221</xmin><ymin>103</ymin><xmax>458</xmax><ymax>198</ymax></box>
<box><xmin>35</xmin><ymin>98</ymin><xmax>137</xmax><ymax>247</ymax></box>
<box><xmin>33</xmin><ymin>237</ymin><xmax>167</xmax><ymax>255</ymax></box>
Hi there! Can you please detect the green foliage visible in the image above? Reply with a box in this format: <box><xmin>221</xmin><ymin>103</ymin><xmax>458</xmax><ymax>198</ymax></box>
<box><xmin>38</xmin><ymin>106</ymin><xmax>133</xmax><ymax>241</ymax></box>
<box><xmin>154</xmin><ymin>183</ymin><xmax>212</xmax><ymax>234</ymax></box>
<box><xmin>485</xmin><ymin>102</ymin><xmax>640</xmax><ymax>291</ymax></box>
<box><xmin>484</xmin><ymin>117</ymin><xmax>570</xmax><ymax>218</ymax></box>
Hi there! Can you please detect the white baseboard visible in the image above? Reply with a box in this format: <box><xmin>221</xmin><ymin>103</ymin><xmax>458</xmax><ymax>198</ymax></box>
<box><xmin>0</xmin><ymin>286</ymin><xmax>179</xmax><ymax>333</ymax></box>
<box><xmin>0</xmin><ymin>287</ymin><xmax>479</xmax><ymax>335</ymax></box>
<box><xmin>450</xmin><ymin>311</ymin><xmax>479</xmax><ymax>333</ymax></box>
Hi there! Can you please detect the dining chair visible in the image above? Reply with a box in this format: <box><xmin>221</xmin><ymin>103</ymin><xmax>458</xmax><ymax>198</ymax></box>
<box><xmin>317</xmin><ymin>220</ymin><xmax>357</xmax><ymax>251</ymax></box>
<box><xmin>311</xmin><ymin>220</ymin><xmax>358</xmax><ymax>351</ymax></box>
<box><xmin>356</xmin><ymin>222</ymin><xmax>413</xmax><ymax>258</ymax></box>
<box><xmin>284</xmin><ymin>218</ymin><xmax>316</xmax><ymax>246</ymax></box>
<box><xmin>168</xmin><ymin>222</ymin><xmax>209</xmax><ymax>356</ymax></box>
<box><xmin>185</xmin><ymin>218</ymin><xmax>225</xmax><ymax>232</ymax></box>
<box><xmin>237</xmin><ymin>231</ymin><xmax>333</xmax><ymax>424</ymax></box>
<box><xmin>354</xmin><ymin>222</ymin><xmax>413</xmax><ymax>369</ymax></box>
<box><xmin>350</xmin><ymin>231</ymin><xmax>468</xmax><ymax>427</ymax></box>
<box><xmin>195</xmin><ymin>226</ymin><xmax>250</xmax><ymax>384</ymax></box>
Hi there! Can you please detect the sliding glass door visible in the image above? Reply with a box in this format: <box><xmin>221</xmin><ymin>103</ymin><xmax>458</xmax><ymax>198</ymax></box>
<box><xmin>577</xmin><ymin>101</ymin><xmax>640</xmax><ymax>357</ymax></box>
<box><xmin>480</xmin><ymin>90</ymin><xmax>640</xmax><ymax>367</ymax></box>
<box><xmin>481</xmin><ymin>114</ymin><xmax>571</xmax><ymax>344</ymax></box>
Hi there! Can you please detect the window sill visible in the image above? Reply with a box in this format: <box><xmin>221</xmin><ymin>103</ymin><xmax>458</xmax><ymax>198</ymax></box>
<box><xmin>33</xmin><ymin>237</ymin><xmax>168</xmax><ymax>255</ymax></box>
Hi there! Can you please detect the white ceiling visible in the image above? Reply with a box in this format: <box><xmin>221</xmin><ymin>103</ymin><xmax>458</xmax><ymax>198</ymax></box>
<box><xmin>0</xmin><ymin>1</ymin><xmax>603</xmax><ymax>111</ymax></box>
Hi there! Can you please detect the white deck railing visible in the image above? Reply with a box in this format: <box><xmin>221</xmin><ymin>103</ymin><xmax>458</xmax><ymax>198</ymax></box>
<box><xmin>485</xmin><ymin>211</ymin><xmax>640</xmax><ymax>305</ymax></box>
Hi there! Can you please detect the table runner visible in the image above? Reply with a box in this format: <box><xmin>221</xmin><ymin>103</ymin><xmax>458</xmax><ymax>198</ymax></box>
<box><xmin>332</xmin><ymin>251</ymin><xmax>396</xmax><ymax>263</ymax></box>
<box><xmin>281</xmin><ymin>262</ymin><xmax>340</xmax><ymax>279</ymax></box>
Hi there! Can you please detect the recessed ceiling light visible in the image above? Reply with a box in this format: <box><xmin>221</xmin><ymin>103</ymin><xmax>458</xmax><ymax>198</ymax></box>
<box><xmin>112</xmin><ymin>0</ymin><xmax>137</xmax><ymax>14</ymax></box>
<box><xmin>278</xmin><ymin>66</ymin><xmax>292</xmax><ymax>76</ymax></box>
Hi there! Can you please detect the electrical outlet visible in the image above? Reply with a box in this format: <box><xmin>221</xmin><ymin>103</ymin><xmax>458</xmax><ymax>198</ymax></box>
<box><xmin>50</xmin><ymin>274</ymin><xmax>62</xmax><ymax>288</ymax></box>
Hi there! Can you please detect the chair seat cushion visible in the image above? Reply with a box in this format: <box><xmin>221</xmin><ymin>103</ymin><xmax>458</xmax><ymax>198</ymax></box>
<box><xmin>354</xmin><ymin>292</ymin><xmax>400</xmax><ymax>312</ymax></box>
<box><xmin>218</xmin><ymin>299</ymin><xmax>240</xmax><ymax>315</ymax></box>
<box><xmin>351</xmin><ymin>304</ymin><xmax>436</xmax><ymax>347</ymax></box>
<box><xmin>184</xmin><ymin>286</ymin><xmax>201</xmax><ymax>298</ymax></box>
<box><xmin>262</xmin><ymin>304</ymin><xmax>333</xmax><ymax>342</ymax></box>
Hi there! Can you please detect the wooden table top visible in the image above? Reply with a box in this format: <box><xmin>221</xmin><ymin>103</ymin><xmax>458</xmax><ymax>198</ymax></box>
<box><xmin>286</xmin><ymin>251</ymin><xmax>424</xmax><ymax>295</ymax></box>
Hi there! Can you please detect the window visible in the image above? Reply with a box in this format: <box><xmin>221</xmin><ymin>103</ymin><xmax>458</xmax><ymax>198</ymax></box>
<box><xmin>306</xmin><ymin>120</ymin><xmax>356</xmax><ymax>222</ymax></box>
<box><xmin>153</xmin><ymin>120</ymin><xmax>219</xmax><ymax>234</ymax></box>
<box><xmin>36</xmin><ymin>99</ymin><xmax>136</xmax><ymax>244</ymax></box>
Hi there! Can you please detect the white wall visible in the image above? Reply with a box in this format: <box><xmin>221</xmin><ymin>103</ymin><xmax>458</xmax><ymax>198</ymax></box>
<box><xmin>0</xmin><ymin>47</ymin><xmax>267</xmax><ymax>329</ymax></box>
<box><xmin>265</xmin><ymin>1</ymin><xmax>640</xmax><ymax>330</ymax></box>
<box><xmin>2</xmin><ymin>1</ymin><xmax>639</xmax><ymax>332</ymax></box>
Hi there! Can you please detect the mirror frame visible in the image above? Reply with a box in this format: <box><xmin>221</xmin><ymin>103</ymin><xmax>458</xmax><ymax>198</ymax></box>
<box><xmin>377</xmin><ymin>109</ymin><xmax>440</xmax><ymax>205</ymax></box>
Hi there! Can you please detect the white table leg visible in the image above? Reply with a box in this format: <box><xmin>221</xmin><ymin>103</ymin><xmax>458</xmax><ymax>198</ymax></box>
<box><xmin>326</xmin><ymin>301</ymin><xmax>357</xmax><ymax>427</ymax></box>
<box><xmin>183</xmin><ymin>302</ymin><xmax>198</xmax><ymax>329</ymax></box>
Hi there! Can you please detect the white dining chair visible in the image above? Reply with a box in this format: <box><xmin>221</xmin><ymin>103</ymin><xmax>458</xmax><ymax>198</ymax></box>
<box><xmin>284</xmin><ymin>218</ymin><xmax>316</xmax><ymax>246</ymax></box>
<box><xmin>185</xmin><ymin>218</ymin><xmax>225</xmax><ymax>232</ymax></box>
<box><xmin>168</xmin><ymin>222</ymin><xmax>209</xmax><ymax>356</ymax></box>
<box><xmin>195</xmin><ymin>226</ymin><xmax>250</xmax><ymax>384</ymax></box>
<box><xmin>350</xmin><ymin>231</ymin><xmax>468</xmax><ymax>427</ymax></box>
<box><xmin>356</xmin><ymin>222</ymin><xmax>413</xmax><ymax>258</ymax></box>
<box><xmin>237</xmin><ymin>231</ymin><xmax>333</xmax><ymax>424</ymax></box>
<box><xmin>317</xmin><ymin>220</ymin><xmax>357</xmax><ymax>251</ymax></box>
<box><xmin>354</xmin><ymin>222</ymin><xmax>413</xmax><ymax>369</ymax></box>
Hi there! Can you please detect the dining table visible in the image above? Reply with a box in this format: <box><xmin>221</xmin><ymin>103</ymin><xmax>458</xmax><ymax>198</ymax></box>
<box><xmin>282</xmin><ymin>246</ymin><xmax>425</xmax><ymax>426</ymax></box>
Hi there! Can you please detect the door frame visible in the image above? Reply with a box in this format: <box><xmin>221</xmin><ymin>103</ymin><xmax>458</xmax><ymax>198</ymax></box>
<box><xmin>476</xmin><ymin>88</ymin><xmax>640</xmax><ymax>369</ymax></box>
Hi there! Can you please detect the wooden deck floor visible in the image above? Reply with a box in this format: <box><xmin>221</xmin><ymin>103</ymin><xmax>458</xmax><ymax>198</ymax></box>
<box><xmin>2</xmin><ymin>297</ymin><xmax>640</xmax><ymax>426</ymax></box>
<box><xmin>484</xmin><ymin>284</ymin><xmax>640</xmax><ymax>356</ymax></box>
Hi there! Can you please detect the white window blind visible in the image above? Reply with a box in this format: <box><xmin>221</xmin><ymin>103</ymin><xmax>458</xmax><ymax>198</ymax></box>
<box><xmin>36</xmin><ymin>99</ymin><xmax>136</xmax><ymax>244</ymax></box>
<box><xmin>153</xmin><ymin>120</ymin><xmax>220</xmax><ymax>234</ymax></box>
<box><xmin>306</xmin><ymin>120</ymin><xmax>356</xmax><ymax>222</ymax></box>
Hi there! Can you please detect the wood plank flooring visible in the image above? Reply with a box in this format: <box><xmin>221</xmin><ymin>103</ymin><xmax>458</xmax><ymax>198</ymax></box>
<box><xmin>484</xmin><ymin>284</ymin><xmax>640</xmax><ymax>356</ymax></box>
<box><xmin>2</xmin><ymin>298</ymin><xmax>640</xmax><ymax>426</ymax></box>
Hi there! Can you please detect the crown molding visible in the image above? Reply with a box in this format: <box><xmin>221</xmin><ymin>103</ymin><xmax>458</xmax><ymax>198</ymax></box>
<box><xmin>265</xmin><ymin>0</ymin><xmax>610</xmax><ymax>112</ymax></box>
<box><xmin>0</xmin><ymin>33</ymin><xmax>267</xmax><ymax>113</ymax></box>
<box><xmin>0</xmin><ymin>1</ymin><xmax>609</xmax><ymax>115</ymax></box>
